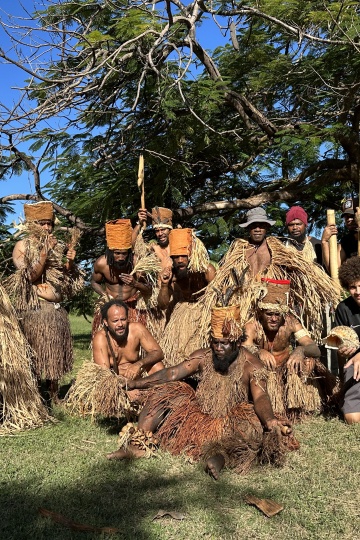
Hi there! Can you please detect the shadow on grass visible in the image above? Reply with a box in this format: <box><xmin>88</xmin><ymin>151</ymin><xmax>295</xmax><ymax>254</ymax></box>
<box><xmin>0</xmin><ymin>444</ymin><xmax>288</xmax><ymax>540</ymax></box>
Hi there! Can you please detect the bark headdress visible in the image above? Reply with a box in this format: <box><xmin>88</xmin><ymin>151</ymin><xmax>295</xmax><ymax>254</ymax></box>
<box><xmin>105</xmin><ymin>219</ymin><xmax>133</xmax><ymax>250</ymax></box>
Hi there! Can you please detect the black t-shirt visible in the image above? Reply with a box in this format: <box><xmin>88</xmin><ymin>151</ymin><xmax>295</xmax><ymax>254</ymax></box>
<box><xmin>334</xmin><ymin>296</ymin><xmax>360</xmax><ymax>340</ymax></box>
<box><xmin>340</xmin><ymin>233</ymin><xmax>357</xmax><ymax>259</ymax></box>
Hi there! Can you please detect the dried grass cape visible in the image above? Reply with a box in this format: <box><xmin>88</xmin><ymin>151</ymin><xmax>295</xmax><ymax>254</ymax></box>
<box><xmin>142</xmin><ymin>349</ymin><xmax>298</xmax><ymax>473</ymax></box>
<box><xmin>65</xmin><ymin>362</ymin><xmax>141</xmax><ymax>419</ymax></box>
<box><xmin>4</xmin><ymin>223</ymin><xmax>84</xmax><ymax>380</ymax></box>
<box><xmin>0</xmin><ymin>284</ymin><xmax>49</xmax><ymax>433</ymax></box>
<box><xmin>161</xmin><ymin>236</ymin><xmax>340</xmax><ymax>366</ymax></box>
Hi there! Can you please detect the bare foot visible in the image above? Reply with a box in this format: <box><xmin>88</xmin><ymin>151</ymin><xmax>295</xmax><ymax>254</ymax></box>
<box><xmin>204</xmin><ymin>454</ymin><xmax>225</xmax><ymax>480</ymax></box>
<box><xmin>106</xmin><ymin>444</ymin><xmax>146</xmax><ymax>460</ymax></box>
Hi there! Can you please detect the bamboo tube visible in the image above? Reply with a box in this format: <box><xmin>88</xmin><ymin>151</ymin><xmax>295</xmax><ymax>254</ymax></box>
<box><xmin>327</xmin><ymin>209</ymin><xmax>339</xmax><ymax>282</ymax></box>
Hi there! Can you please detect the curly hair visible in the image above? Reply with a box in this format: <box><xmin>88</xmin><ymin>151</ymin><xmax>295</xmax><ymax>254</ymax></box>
<box><xmin>100</xmin><ymin>299</ymin><xmax>129</xmax><ymax>321</ymax></box>
<box><xmin>338</xmin><ymin>256</ymin><xmax>360</xmax><ymax>289</ymax></box>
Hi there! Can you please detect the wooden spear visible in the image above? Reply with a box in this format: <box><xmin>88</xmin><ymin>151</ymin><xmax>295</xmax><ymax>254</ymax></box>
<box><xmin>327</xmin><ymin>209</ymin><xmax>339</xmax><ymax>283</ymax></box>
<box><xmin>137</xmin><ymin>154</ymin><xmax>145</xmax><ymax>229</ymax></box>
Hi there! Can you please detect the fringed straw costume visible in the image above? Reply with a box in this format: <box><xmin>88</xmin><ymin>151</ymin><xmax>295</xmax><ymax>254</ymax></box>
<box><xmin>0</xmin><ymin>284</ymin><xmax>50</xmax><ymax>433</ymax></box>
<box><xmin>65</xmin><ymin>362</ymin><xmax>142</xmax><ymax>419</ymax></box>
<box><xmin>145</xmin><ymin>349</ymin><xmax>298</xmax><ymax>473</ymax></box>
<box><xmin>158</xmin><ymin>228</ymin><xmax>213</xmax><ymax>366</ymax></box>
<box><xmin>4</xmin><ymin>204</ymin><xmax>84</xmax><ymax>381</ymax></box>
<box><xmin>247</xmin><ymin>279</ymin><xmax>339</xmax><ymax>418</ymax></box>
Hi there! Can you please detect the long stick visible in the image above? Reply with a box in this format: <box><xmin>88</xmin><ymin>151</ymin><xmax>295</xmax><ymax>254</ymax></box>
<box><xmin>327</xmin><ymin>209</ymin><xmax>339</xmax><ymax>283</ymax></box>
<box><xmin>137</xmin><ymin>154</ymin><xmax>145</xmax><ymax>229</ymax></box>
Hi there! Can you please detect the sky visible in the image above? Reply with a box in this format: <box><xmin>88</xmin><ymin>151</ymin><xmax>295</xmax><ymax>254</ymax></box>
<box><xmin>0</xmin><ymin>0</ymin><xmax>228</xmax><ymax>224</ymax></box>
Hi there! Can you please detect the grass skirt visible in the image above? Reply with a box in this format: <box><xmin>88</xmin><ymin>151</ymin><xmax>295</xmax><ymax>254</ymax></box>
<box><xmin>146</xmin><ymin>382</ymin><xmax>298</xmax><ymax>474</ymax></box>
<box><xmin>19</xmin><ymin>301</ymin><xmax>73</xmax><ymax>380</ymax></box>
<box><xmin>266</xmin><ymin>359</ymin><xmax>340</xmax><ymax>418</ymax></box>
<box><xmin>65</xmin><ymin>362</ymin><xmax>142</xmax><ymax>419</ymax></box>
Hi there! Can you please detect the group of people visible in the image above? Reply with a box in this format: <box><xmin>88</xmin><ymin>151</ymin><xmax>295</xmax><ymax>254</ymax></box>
<box><xmin>2</xmin><ymin>197</ymin><xmax>360</xmax><ymax>479</ymax></box>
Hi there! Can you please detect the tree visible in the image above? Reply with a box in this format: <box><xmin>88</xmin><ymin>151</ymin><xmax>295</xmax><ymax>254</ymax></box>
<box><xmin>0</xmin><ymin>0</ymin><xmax>360</xmax><ymax>254</ymax></box>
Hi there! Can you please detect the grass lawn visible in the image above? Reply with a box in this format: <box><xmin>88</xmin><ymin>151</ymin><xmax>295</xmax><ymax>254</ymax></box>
<box><xmin>0</xmin><ymin>315</ymin><xmax>359</xmax><ymax>540</ymax></box>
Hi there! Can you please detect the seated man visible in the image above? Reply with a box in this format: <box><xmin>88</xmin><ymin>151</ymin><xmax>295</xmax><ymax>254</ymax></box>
<box><xmin>333</xmin><ymin>257</ymin><xmax>360</xmax><ymax>424</ymax></box>
<box><xmin>107</xmin><ymin>304</ymin><xmax>297</xmax><ymax>480</ymax></box>
<box><xmin>243</xmin><ymin>278</ymin><xmax>338</xmax><ymax>417</ymax></box>
<box><xmin>91</xmin><ymin>219</ymin><xmax>151</xmax><ymax>336</ymax></box>
<box><xmin>66</xmin><ymin>299</ymin><xmax>164</xmax><ymax>418</ymax></box>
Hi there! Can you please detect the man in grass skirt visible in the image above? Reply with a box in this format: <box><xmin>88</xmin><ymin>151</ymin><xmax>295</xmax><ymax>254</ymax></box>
<box><xmin>6</xmin><ymin>201</ymin><xmax>83</xmax><ymax>402</ymax></box>
<box><xmin>107</xmin><ymin>304</ymin><xmax>298</xmax><ymax>480</ymax></box>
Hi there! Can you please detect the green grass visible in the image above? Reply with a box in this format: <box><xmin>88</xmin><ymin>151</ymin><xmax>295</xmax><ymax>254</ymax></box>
<box><xmin>1</xmin><ymin>316</ymin><xmax>359</xmax><ymax>540</ymax></box>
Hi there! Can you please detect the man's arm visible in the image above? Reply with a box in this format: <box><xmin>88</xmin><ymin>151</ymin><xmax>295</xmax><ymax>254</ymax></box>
<box><xmin>321</xmin><ymin>225</ymin><xmax>344</xmax><ymax>271</ymax></box>
<box><xmin>131</xmin><ymin>208</ymin><xmax>148</xmax><ymax>248</ymax></box>
<box><xmin>287</xmin><ymin>317</ymin><xmax>321</xmax><ymax>372</ymax></box>
<box><xmin>205</xmin><ymin>263</ymin><xmax>216</xmax><ymax>283</ymax></box>
<box><xmin>157</xmin><ymin>268</ymin><xmax>173</xmax><ymax>309</ymax></box>
<box><xmin>135</xmin><ymin>323</ymin><xmax>164</xmax><ymax>372</ymax></box>
<box><xmin>91</xmin><ymin>259</ymin><xmax>106</xmax><ymax>296</ymax></box>
<box><xmin>13</xmin><ymin>238</ymin><xmax>55</xmax><ymax>282</ymax></box>
<box><xmin>93</xmin><ymin>332</ymin><xmax>111</xmax><ymax>369</ymax></box>
<box><xmin>126</xmin><ymin>350</ymin><xmax>205</xmax><ymax>390</ymax></box>
<box><xmin>242</xmin><ymin>321</ymin><xmax>277</xmax><ymax>369</ymax></box>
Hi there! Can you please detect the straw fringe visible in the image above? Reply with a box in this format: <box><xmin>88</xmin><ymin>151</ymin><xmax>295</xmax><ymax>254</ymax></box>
<box><xmin>0</xmin><ymin>285</ymin><xmax>49</xmax><ymax>433</ymax></box>
<box><xmin>65</xmin><ymin>362</ymin><xmax>140</xmax><ymax>419</ymax></box>
<box><xmin>188</xmin><ymin>232</ymin><xmax>210</xmax><ymax>274</ymax></box>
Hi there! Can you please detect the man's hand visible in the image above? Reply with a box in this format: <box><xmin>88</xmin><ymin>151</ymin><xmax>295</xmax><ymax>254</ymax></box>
<box><xmin>122</xmin><ymin>362</ymin><xmax>143</xmax><ymax>380</ymax></box>
<box><xmin>120</xmin><ymin>274</ymin><xmax>137</xmax><ymax>287</ymax></box>
<box><xmin>321</xmin><ymin>224</ymin><xmax>338</xmax><ymax>242</ymax></box>
<box><xmin>160</xmin><ymin>267</ymin><xmax>172</xmax><ymax>285</ymax></box>
<box><xmin>265</xmin><ymin>418</ymin><xmax>292</xmax><ymax>435</ymax></box>
<box><xmin>338</xmin><ymin>344</ymin><xmax>358</xmax><ymax>358</ymax></box>
<box><xmin>138</xmin><ymin>208</ymin><xmax>148</xmax><ymax>227</ymax></box>
<box><xmin>344</xmin><ymin>351</ymin><xmax>360</xmax><ymax>381</ymax></box>
<box><xmin>66</xmin><ymin>247</ymin><xmax>76</xmax><ymax>261</ymax></box>
<box><xmin>45</xmin><ymin>234</ymin><xmax>58</xmax><ymax>251</ymax></box>
<box><xmin>286</xmin><ymin>351</ymin><xmax>304</xmax><ymax>373</ymax></box>
<box><xmin>259</xmin><ymin>350</ymin><xmax>277</xmax><ymax>370</ymax></box>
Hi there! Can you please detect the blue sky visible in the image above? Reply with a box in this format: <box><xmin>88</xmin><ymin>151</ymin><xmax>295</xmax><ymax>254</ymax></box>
<box><xmin>0</xmin><ymin>1</ymin><xmax>228</xmax><ymax>224</ymax></box>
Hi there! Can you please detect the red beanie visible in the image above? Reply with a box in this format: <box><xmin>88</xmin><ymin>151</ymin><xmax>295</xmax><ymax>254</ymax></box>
<box><xmin>286</xmin><ymin>206</ymin><xmax>308</xmax><ymax>226</ymax></box>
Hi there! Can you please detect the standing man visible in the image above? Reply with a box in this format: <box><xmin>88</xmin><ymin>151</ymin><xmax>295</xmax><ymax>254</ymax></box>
<box><xmin>91</xmin><ymin>219</ymin><xmax>151</xmax><ymax>335</ymax></box>
<box><xmin>321</xmin><ymin>198</ymin><xmax>359</xmax><ymax>271</ymax></box>
<box><xmin>238</xmin><ymin>207</ymin><xmax>275</xmax><ymax>277</ymax></box>
<box><xmin>133</xmin><ymin>206</ymin><xmax>173</xmax><ymax>271</ymax></box>
<box><xmin>8</xmin><ymin>201</ymin><xmax>81</xmax><ymax>401</ymax></box>
<box><xmin>283</xmin><ymin>206</ymin><xmax>322</xmax><ymax>264</ymax></box>
<box><xmin>157</xmin><ymin>227</ymin><xmax>216</xmax><ymax>310</ymax></box>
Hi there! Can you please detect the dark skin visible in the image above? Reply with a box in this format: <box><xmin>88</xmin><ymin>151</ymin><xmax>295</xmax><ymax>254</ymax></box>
<box><xmin>157</xmin><ymin>255</ymin><xmax>216</xmax><ymax>309</ymax></box>
<box><xmin>287</xmin><ymin>219</ymin><xmax>307</xmax><ymax>244</ymax></box>
<box><xmin>245</xmin><ymin>222</ymin><xmax>271</xmax><ymax>276</ymax></box>
<box><xmin>243</xmin><ymin>311</ymin><xmax>319</xmax><ymax>372</ymax></box>
<box><xmin>106</xmin><ymin>339</ymin><xmax>291</xmax><ymax>479</ymax></box>
<box><xmin>91</xmin><ymin>249</ymin><xmax>151</xmax><ymax>301</ymax></box>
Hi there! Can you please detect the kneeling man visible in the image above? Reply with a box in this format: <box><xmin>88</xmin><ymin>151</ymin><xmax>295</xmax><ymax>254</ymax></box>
<box><xmin>107</xmin><ymin>304</ymin><xmax>297</xmax><ymax>479</ymax></box>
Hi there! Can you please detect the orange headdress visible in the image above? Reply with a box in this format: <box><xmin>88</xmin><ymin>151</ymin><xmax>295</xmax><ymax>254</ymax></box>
<box><xmin>169</xmin><ymin>228</ymin><xmax>192</xmax><ymax>257</ymax></box>
<box><xmin>24</xmin><ymin>201</ymin><xmax>54</xmax><ymax>222</ymax></box>
<box><xmin>211</xmin><ymin>305</ymin><xmax>242</xmax><ymax>341</ymax></box>
<box><xmin>105</xmin><ymin>219</ymin><xmax>133</xmax><ymax>250</ymax></box>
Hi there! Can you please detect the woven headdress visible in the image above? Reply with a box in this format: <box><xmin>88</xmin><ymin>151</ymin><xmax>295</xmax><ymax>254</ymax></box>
<box><xmin>258</xmin><ymin>278</ymin><xmax>290</xmax><ymax>313</ymax></box>
<box><xmin>105</xmin><ymin>219</ymin><xmax>133</xmax><ymax>250</ymax></box>
<box><xmin>169</xmin><ymin>228</ymin><xmax>209</xmax><ymax>273</ymax></box>
<box><xmin>24</xmin><ymin>201</ymin><xmax>54</xmax><ymax>222</ymax></box>
<box><xmin>151</xmin><ymin>207</ymin><xmax>173</xmax><ymax>229</ymax></box>
<box><xmin>211</xmin><ymin>305</ymin><xmax>242</xmax><ymax>341</ymax></box>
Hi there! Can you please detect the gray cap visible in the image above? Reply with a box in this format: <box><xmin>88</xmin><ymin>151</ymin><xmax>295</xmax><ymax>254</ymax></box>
<box><xmin>239</xmin><ymin>207</ymin><xmax>276</xmax><ymax>228</ymax></box>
